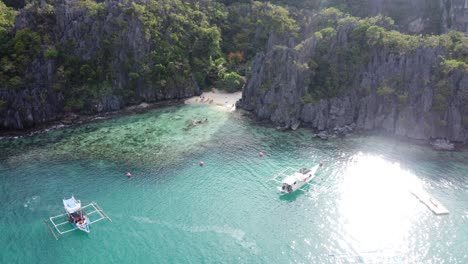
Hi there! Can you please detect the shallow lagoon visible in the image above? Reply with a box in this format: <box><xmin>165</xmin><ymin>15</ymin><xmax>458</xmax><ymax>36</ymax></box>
<box><xmin>1</xmin><ymin>105</ymin><xmax>467</xmax><ymax>263</ymax></box>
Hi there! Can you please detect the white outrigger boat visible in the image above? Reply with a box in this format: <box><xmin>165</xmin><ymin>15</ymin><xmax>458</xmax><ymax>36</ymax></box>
<box><xmin>44</xmin><ymin>196</ymin><xmax>111</xmax><ymax>240</ymax></box>
<box><xmin>269</xmin><ymin>163</ymin><xmax>323</xmax><ymax>194</ymax></box>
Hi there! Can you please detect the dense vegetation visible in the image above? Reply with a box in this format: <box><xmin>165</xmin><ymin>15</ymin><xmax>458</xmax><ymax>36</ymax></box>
<box><xmin>0</xmin><ymin>0</ymin><xmax>466</xmax><ymax>117</ymax></box>
<box><xmin>221</xmin><ymin>1</ymin><xmax>298</xmax><ymax>61</ymax></box>
<box><xmin>302</xmin><ymin>8</ymin><xmax>468</xmax><ymax>105</ymax></box>
<box><xmin>327</xmin><ymin>0</ymin><xmax>446</xmax><ymax>34</ymax></box>
<box><xmin>0</xmin><ymin>0</ymin><xmax>303</xmax><ymax>112</ymax></box>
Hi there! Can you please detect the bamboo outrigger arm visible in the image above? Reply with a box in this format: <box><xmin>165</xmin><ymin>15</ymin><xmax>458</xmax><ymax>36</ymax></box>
<box><xmin>44</xmin><ymin>220</ymin><xmax>59</xmax><ymax>240</ymax></box>
<box><xmin>45</xmin><ymin>200</ymin><xmax>111</xmax><ymax>239</ymax></box>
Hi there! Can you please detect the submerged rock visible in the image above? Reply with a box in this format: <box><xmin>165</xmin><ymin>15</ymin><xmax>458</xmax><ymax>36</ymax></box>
<box><xmin>184</xmin><ymin>118</ymin><xmax>208</xmax><ymax>130</ymax></box>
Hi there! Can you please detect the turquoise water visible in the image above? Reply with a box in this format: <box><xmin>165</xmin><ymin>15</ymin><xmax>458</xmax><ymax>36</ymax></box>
<box><xmin>0</xmin><ymin>105</ymin><xmax>467</xmax><ymax>263</ymax></box>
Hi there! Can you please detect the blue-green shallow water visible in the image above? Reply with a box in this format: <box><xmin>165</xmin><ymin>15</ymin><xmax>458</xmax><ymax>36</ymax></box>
<box><xmin>1</xmin><ymin>105</ymin><xmax>467</xmax><ymax>263</ymax></box>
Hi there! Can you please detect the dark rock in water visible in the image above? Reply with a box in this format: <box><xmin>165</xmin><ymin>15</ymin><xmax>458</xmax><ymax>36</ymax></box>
<box><xmin>190</xmin><ymin>119</ymin><xmax>205</xmax><ymax>126</ymax></box>
<box><xmin>332</xmin><ymin>124</ymin><xmax>354</xmax><ymax>137</ymax></box>
<box><xmin>126</xmin><ymin>102</ymin><xmax>151</xmax><ymax>112</ymax></box>
<box><xmin>317</xmin><ymin>131</ymin><xmax>329</xmax><ymax>140</ymax></box>
<box><xmin>430</xmin><ymin>139</ymin><xmax>455</xmax><ymax>151</ymax></box>
<box><xmin>184</xmin><ymin>118</ymin><xmax>208</xmax><ymax>130</ymax></box>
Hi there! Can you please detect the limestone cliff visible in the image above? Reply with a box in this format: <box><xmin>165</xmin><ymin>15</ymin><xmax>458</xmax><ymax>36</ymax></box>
<box><xmin>0</xmin><ymin>0</ymin><xmax>203</xmax><ymax>130</ymax></box>
<box><xmin>238</xmin><ymin>12</ymin><xmax>468</xmax><ymax>142</ymax></box>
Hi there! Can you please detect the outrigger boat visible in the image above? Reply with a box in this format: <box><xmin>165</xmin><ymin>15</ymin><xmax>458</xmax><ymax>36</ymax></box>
<box><xmin>268</xmin><ymin>162</ymin><xmax>323</xmax><ymax>194</ymax></box>
<box><xmin>63</xmin><ymin>196</ymin><xmax>90</xmax><ymax>233</ymax></box>
<box><xmin>44</xmin><ymin>196</ymin><xmax>111</xmax><ymax>240</ymax></box>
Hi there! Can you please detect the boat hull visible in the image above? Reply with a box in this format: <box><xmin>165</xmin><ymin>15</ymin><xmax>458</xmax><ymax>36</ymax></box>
<box><xmin>278</xmin><ymin>165</ymin><xmax>320</xmax><ymax>195</ymax></box>
<box><xmin>73</xmin><ymin>220</ymin><xmax>90</xmax><ymax>233</ymax></box>
<box><xmin>278</xmin><ymin>180</ymin><xmax>310</xmax><ymax>195</ymax></box>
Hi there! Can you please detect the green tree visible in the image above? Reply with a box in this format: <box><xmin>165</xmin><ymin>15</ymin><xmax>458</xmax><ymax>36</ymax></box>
<box><xmin>221</xmin><ymin>1</ymin><xmax>298</xmax><ymax>59</ymax></box>
<box><xmin>0</xmin><ymin>2</ymin><xmax>17</xmax><ymax>28</ymax></box>
<box><xmin>218</xmin><ymin>72</ymin><xmax>244</xmax><ymax>92</ymax></box>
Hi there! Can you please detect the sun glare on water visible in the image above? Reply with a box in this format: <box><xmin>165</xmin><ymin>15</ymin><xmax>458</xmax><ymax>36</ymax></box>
<box><xmin>336</xmin><ymin>153</ymin><xmax>424</xmax><ymax>258</ymax></box>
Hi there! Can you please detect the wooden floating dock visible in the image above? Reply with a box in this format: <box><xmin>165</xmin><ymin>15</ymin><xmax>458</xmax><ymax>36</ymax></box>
<box><xmin>410</xmin><ymin>189</ymin><xmax>449</xmax><ymax>215</ymax></box>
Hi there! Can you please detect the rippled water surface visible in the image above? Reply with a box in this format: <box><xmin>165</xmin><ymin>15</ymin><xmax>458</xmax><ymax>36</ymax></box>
<box><xmin>0</xmin><ymin>105</ymin><xmax>467</xmax><ymax>263</ymax></box>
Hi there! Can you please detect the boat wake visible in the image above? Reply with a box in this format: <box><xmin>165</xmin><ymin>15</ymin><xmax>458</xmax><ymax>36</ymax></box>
<box><xmin>131</xmin><ymin>216</ymin><xmax>259</xmax><ymax>254</ymax></box>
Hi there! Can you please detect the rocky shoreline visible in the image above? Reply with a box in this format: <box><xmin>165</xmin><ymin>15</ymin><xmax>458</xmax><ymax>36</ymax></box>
<box><xmin>0</xmin><ymin>89</ymin><xmax>240</xmax><ymax>138</ymax></box>
<box><xmin>1</xmin><ymin>99</ymin><xmax>463</xmax><ymax>152</ymax></box>
<box><xmin>0</xmin><ymin>100</ymin><xmax>184</xmax><ymax>138</ymax></box>
<box><xmin>310</xmin><ymin>127</ymin><xmax>459</xmax><ymax>151</ymax></box>
<box><xmin>308</xmin><ymin>126</ymin><xmax>461</xmax><ymax>151</ymax></box>
<box><xmin>236</xmin><ymin>108</ymin><xmax>462</xmax><ymax>151</ymax></box>
<box><xmin>237</xmin><ymin>14</ymin><xmax>468</xmax><ymax>150</ymax></box>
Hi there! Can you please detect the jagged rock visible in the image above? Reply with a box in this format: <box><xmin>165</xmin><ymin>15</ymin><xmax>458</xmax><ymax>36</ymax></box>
<box><xmin>276</xmin><ymin>126</ymin><xmax>288</xmax><ymax>131</ymax></box>
<box><xmin>123</xmin><ymin>102</ymin><xmax>151</xmax><ymax>113</ymax></box>
<box><xmin>0</xmin><ymin>0</ymin><xmax>200</xmax><ymax>130</ymax></box>
<box><xmin>334</xmin><ymin>125</ymin><xmax>354</xmax><ymax>136</ymax></box>
<box><xmin>61</xmin><ymin>113</ymin><xmax>79</xmax><ymax>125</ymax></box>
<box><xmin>90</xmin><ymin>95</ymin><xmax>122</xmax><ymax>114</ymax></box>
<box><xmin>291</xmin><ymin>120</ymin><xmax>301</xmax><ymax>131</ymax></box>
<box><xmin>237</xmin><ymin>22</ymin><xmax>468</xmax><ymax>143</ymax></box>
<box><xmin>191</xmin><ymin>119</ymin><xmax>204</xmax><ymax>126</ymax></box>
<box><xmin>430</xmin><ymin>138</ymin><xmax>455</xmax><ymax>151</ymax></box>
<box><xmin>317</xmin><ymin>131</ymin><xmax>329</xmax><ymax>140</ymax></box>
<box><xmin>137</xmin><ymin>103</ymin><xmax>150</xmax><ymax>109</ymax></box>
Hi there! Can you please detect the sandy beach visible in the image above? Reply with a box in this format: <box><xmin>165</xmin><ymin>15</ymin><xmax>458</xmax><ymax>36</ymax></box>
<box><xmin>184</xmin><ymin>88</ymin><xmax>242</xmax><ymax>112</ymax></box>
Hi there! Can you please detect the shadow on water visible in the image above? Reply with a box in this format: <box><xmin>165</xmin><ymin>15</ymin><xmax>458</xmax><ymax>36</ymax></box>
<box><xmin>279</xmin><ymin>191</ymin><xmax>303</xmax><ymax>202</ymax></box>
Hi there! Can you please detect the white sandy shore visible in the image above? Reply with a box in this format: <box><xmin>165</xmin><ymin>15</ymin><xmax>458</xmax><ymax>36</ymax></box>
<box><xmin>184</xmin><ymin>88</ymin><xmax>242</xmax><ymax>112</ymax></box>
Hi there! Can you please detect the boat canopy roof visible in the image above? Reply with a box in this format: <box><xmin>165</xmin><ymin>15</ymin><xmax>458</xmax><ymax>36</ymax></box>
<box><xmin>281</xmin><ymin>165</ymin><xmax>319</xmax><ymax>185</ymax></box>
<box><xmin>63</xmin><ymin>196</ymin><xmax>81</xmax><ymax>213</ymax></box>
